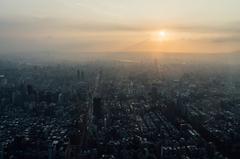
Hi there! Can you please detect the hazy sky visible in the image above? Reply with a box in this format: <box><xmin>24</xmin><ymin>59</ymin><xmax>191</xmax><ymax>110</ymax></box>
<box><xmin>0</xmin><ymin>0</ymin><xmax>240</xmax><ymax>55</ymax></box>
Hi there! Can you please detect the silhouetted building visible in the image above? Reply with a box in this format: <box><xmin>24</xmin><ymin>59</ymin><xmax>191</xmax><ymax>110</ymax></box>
<box><xmin>93</xmin><ymin>97</ymin><xmax>103</xmax><ymax>119</ymax></box>
<box><xmin>81</xmin><ymin>71</ymin><xmax>85</xmax><ymax>80</ymax></box>
<box><xmin>77</xmin><ymin>70</ymin><xmax>80</xmax><ymax>80</ymax></box>
<box><xmin>76</xmin><ymin>82</ymin><xmax>88</xmax><ymax>101</ymax></box>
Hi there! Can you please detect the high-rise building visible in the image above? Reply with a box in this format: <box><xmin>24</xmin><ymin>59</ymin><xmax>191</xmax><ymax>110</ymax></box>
<box><xmin>93</xmin><ymin>97</ymin><xmax>103</xmax><ymax>119</ymax></box>
<box><xmin>77</xmin><ymin>70</ymin><xmax>80</xmax><ymax>80</ymax></box>
<box><xmin>81</xmin><ymin>71</ymin><xmax>85</xmax><ymax>80</ymax></box>
<box><xmin>76</xmin><ymin>82</ymin><xmax>89</xmax><ymax>101</ymax></box>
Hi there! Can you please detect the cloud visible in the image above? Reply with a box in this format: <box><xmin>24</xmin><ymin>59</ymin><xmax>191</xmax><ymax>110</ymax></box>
<box><xmin>208</xmin><ymin>36</ymin><xmax>240</xmax><ymax>43</ymax></box>
<box><xmin>170</xmin><ymin>24</ymin><xmax>240</xmax><ymax>34</ymax></box>
<box><xmin>1</xmin><ymin>17</ymin><xmax>240</xmax><ymax>54</ymax></box>
<box><xmin>1</xmin><ymin>17</ymin><xmax>240</xmax><ymax>34</ymax></box>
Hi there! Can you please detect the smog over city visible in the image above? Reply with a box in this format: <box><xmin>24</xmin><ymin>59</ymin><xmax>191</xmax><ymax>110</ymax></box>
<box><xmin>1</xmin><ymin>1</ymin><xmax>240</xmax><ymax>159</ymax></box>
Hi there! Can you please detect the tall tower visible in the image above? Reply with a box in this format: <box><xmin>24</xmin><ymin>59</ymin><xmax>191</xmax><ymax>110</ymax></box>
<box><xmin>77</xmin><ymin>70</ymin><xmax>80</xmax><ymax>80</ymax></box>
<box><xmin>81</xmin><ymin>71</ymin><xmax>85</xmax><ymax>81</ymax></box>
<box><xmin>93</xmin><ymin>97</ymin><xmax>103</xmax><ymax>120</ymax></box>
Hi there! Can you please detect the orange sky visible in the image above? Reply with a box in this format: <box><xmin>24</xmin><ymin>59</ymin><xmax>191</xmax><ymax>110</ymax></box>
<box><xmin>0</xmin><ymin>0</ymin><xmax>240</xmax><ymax>54</ymax></box>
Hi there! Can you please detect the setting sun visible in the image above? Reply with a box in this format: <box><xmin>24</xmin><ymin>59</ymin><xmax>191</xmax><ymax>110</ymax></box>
<box><xmin>154</xmin><ymin>30</ymin><xmax>168</xmax><ymax>41</ymax></box>
<box><xmin>159</xmin><ymin>31</ymin><xmax>166</xmax><ymax>38</ymax></box>
<box><xmin>157</xmin><ymin>31</ymin><xmax>167</xmax><ymax>41</ymax></box>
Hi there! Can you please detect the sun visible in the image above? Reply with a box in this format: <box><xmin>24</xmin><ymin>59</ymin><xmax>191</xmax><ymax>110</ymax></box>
<box><xmin>158</xmin><ymin>31</ymin><xmax>166</xmax><ymax>38</ymax></box>
<box><xmin>151</xmin><ymin>30</ymin><xmax>169</xmax><ymax>41</ymax></box>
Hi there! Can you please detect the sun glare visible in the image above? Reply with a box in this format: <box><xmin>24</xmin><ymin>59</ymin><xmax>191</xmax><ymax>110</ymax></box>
<box><xmin>159</xmin><ymin>31</ymin><xmax>166</xmax><ymax>38</ymax></box>
<box><xmin>154</xmin><ymin>30</ymin><xmax>168</xmax><ymax>41</ymax></box>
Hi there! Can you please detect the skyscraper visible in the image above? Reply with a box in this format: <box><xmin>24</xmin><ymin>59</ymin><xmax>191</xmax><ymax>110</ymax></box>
<box><xmin>93</xmin><ymin>97</ymin><xmax>103</xmax><ymax>120</ymax></box>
